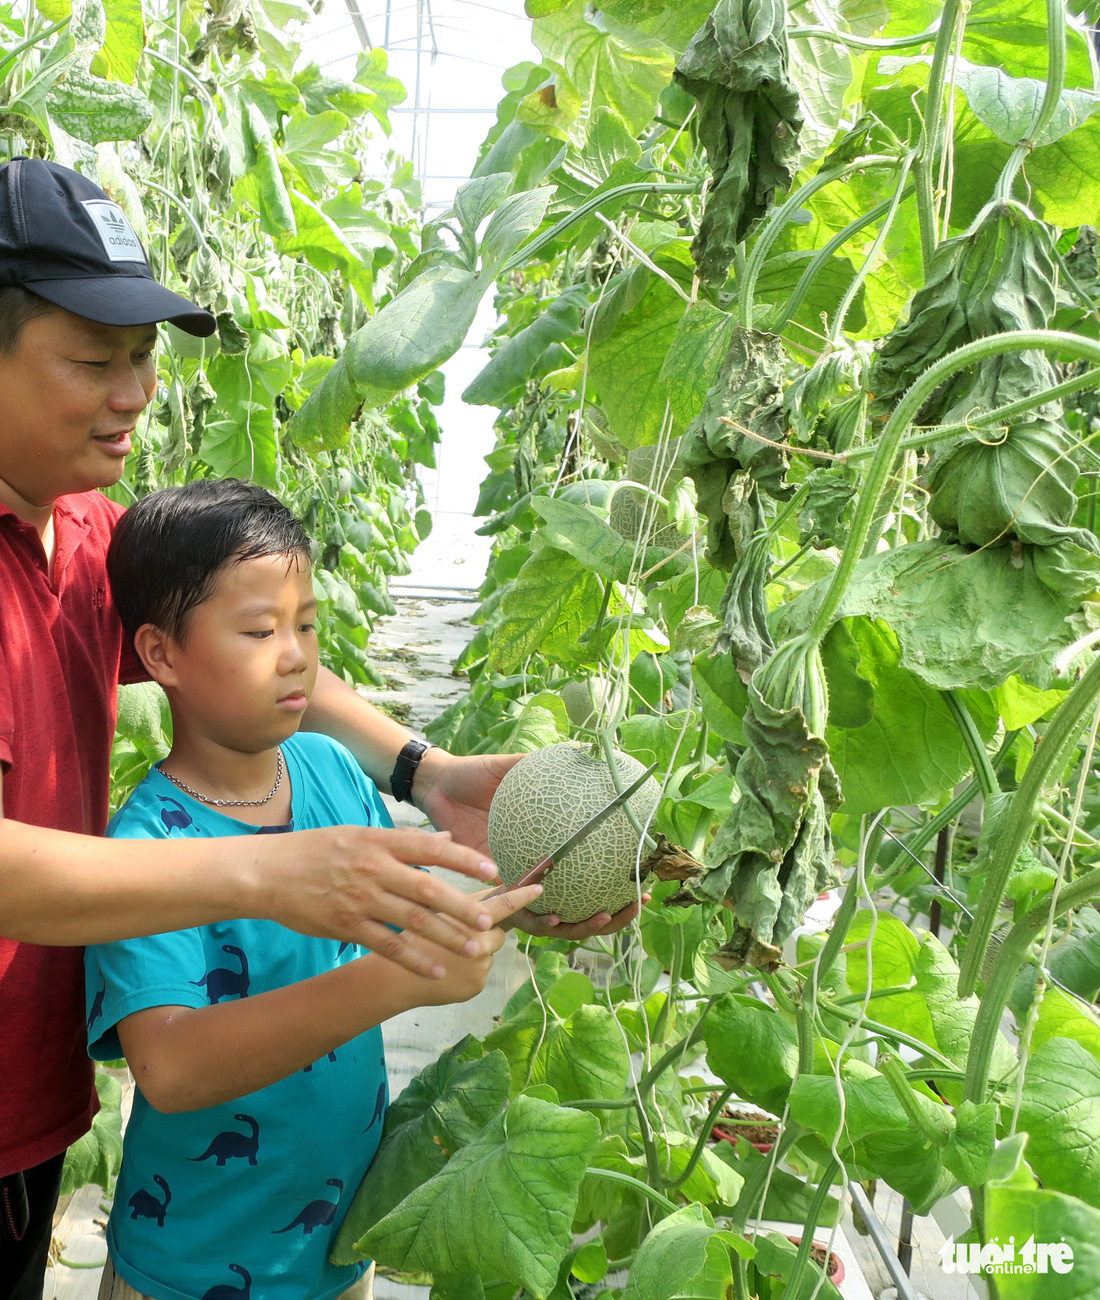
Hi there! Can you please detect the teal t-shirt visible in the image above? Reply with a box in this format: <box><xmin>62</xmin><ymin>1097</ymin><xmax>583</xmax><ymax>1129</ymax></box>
<box><xmin>85</xmin><ymin>733</ymin><xmax>395</xmax><ymax>1300</ymax></box>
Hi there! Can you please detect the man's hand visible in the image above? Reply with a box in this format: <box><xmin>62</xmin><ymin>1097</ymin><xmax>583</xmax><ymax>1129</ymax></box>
<box><xmin>258</xmin><ymin>824</ymin><xmax>543</xmax><ymax>979</ymax></box>
<box><xmin>411</xmin><ymin>748</ymin><xmax>524</xmax><ymax>855</ymax></box>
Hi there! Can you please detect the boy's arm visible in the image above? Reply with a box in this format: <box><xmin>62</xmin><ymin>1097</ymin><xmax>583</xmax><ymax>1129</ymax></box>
<box><xmin>115</xmin><ymin>924</ymin><xmax>516</xmax><ymax>1113</ymax></box>
<box><xmin>0</xmin><ymin>767</ymin><xmax>535</xmax><ymax>974</ymax></box>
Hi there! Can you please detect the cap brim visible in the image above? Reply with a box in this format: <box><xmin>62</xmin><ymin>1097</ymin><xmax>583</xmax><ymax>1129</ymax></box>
<box><xmin>26</xmin><ymin>275</ymin><xmax>217</xmax><ymax>337</ymax></box>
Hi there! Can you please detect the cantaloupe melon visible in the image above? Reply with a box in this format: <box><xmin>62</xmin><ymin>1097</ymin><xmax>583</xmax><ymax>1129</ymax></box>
<box><xmin>609</xmin><ymin>442</ymin><xmax>683</xmax><ymax>549</ymax></box>
<box><xmin>488</xmin><ymin>742</ymin><xmax>660</xmax><ymax>922</ymax></box>
<box><xmin>559</xmin><ymin>678</ymin><xmax>609</xmax><ymax>729</ymax></box>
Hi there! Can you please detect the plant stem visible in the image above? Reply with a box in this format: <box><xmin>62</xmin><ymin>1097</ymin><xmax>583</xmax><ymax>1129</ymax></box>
<box><xmin>788</xmin><ymin>22</ymin><xmax>941</xmax><ymax>50</ymax></box>
<box><xmin>666</xmin><ymin>1085</ymin><xmax>736</xmax><ymax>1190</ymax></box>
<box><xmin>816</xmin><ymin>999</ymin><xmax>959</xmax><ymax>1069</ymax></box>
<box><xmin>962</xmin><ymin>860</ymin><xmax>1100</xmax><ymax>1219</ymax></box>
<box><xmin>768</xmin><ymin>189</ymin><xmax>913</xmax><ymax>334</ymax></box>
<box><xmin>840</xmin><ymin>364</ymin><xmax>1100</xmax><ymax>463</ymax></box>
<box><xmin>781</xmin><ymin>1157</ymin><xmax>843</xmax><ymax>1298</ymax></box>
<box><xmin>807</xmin><ymin>331</ymin><xmax>1100</xmax><ymax>648</ymax></box>
<box><xmin>915</xmin><ymin>0</ymin><xmax>964</xmax><ymax>269</ymax></box>
<box><xmin>583</xmin><ymin>1167</ymin><xmax>677</xmax><ymax>1215</ymax></box>
<box><xmin>959</xmin><ymin>649</ymin><xmax>1100</xmax><ymax>998</ymax></box>
<box><xmin>944</xmin><ymin>690</ymin><xmax>999</xmax><ymax>797</ymax></box>
<box><xmin>502</xmin><ymin>183</ymin><xmax>701</xmax><ymax>275</ymax></box>
<box><xmin>738</xmin><ymin>156</ymin><xmax>902</xmax><ymax>330</ymax></box>
<box><xmin>995</xmin><ymin>0</ymin><xmax>1066</xmax><ymax>200</ymax></box>
<box><xmin>878</xmin><ymin>1054</ymin><xmax>950</xmax><ymax>1147</ymax></box>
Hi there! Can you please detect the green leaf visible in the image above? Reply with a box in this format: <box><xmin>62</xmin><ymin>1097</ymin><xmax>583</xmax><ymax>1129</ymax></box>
<box><xmin>485</xmin><ymin>1000</ymin><xmax>632</xmax><ymax>1103</ymax></box>
<box><xmin>489</xmin><ymin>546</ymin><xmax>601</xmax><ymax>671</ymax></box>
<box><xmin>842</xmin><ymin>911</ymin><xmax>1014</xmax><ymax>1096</ymax></box>
<box><xmin>278</xmin><ymin>190</ymin><xmax>371</xmax><ymax>295</ymax></box>
<box><xmin>946</xmin><ymin>58</ymin><xmax>1100</xmax><ymax>148</ymax></box>
<box><xmin>531</xmin><ymin>496</ymin><xmax>634</xmax><ymax>580</ymax></box>
<box><xmin>333</xmin><ymin>1043</ymin><xmax>513</xmax><ymax>1264</ymax></box>
<box><xmin>659</xmin><ymin>301</ymin><xmax>737</xmax><ymax>428</ymax></box>
<box><xmin>199</xmin><ymin>414</ymin><xmax>280</xmax><ymax>490</ymax></box>
<box><xmin>943</xmin><ymin>1100</ymin><xmax>998</xmax><ymax>1187</ymax></box>
<box><xmin>589</xmin><ymin>278</ymin><xmax>686</xmax><ymax>450</ymax></box>
<box><xmin>463</xmin><ymin>286</ymin><xmax>587</xmax><ymax>406</ymax></box>
<box><xmin>749</xmin><ymin>1232</ymin><xmax>844</xmax><ymax>1300</ymax></box>
<box><xmin>986</xmin><ymin>1152</ymin><xmax>1100</xmax><ymax>1299</ymax></box>
<box><xmin>571</xmin><ymin>1237</ymin><xmax>608</xmax><ymax>1284</ymax></box>
<box><xmin>46</xmin><ymin>62</ymin><xmax>152</xmax><ymax>142</ymax></box>
<box><xmin>533</xmin><ymin>3</ymin><xmax>675</xmax><ymax>136</ymax></box>
<box><xmin>356</xmin><ymin>1093</ymin><xmax>600</xmax><ymax>1300</ymax></box>
<box><xmin>89</xmin><ymin>0</ymin><xmax>144</xmax><ymax>83</ymax></box>
<box><xmin>623</xmin><ymin>1204</ymin><xmax>753</xmax><ymax>1300</ymax></box>
<box><xmin>704</xmin><ymin>996</ymin><xmax>798</xmax><ymax>1113</ymax></box>
<box><xmin>824</xmin><ymin>617</ymin><xmax>992</xmax><ymax>814</ymax></box>
<box><xmin>354</xmin><ymin>46</ymin><xmax>407</xmax><ymax>133</ymax></box>
<box><xmin>290</xmin><ymin>265</ymin><xmax>489</xmax><ymax>449</ymax></box>
<box><xmin>61</xmin><ymin>1070</ymin><xmax>122</xmax><ymax>1195</ymax></box>
<box><xmin>774</xmin><ymin>538</ymin><xmax>1100</xmax><ymax>692</ymax></box>
<box><xmin>1018</xmin><ymin>1037</ymin><xmax>1100</xmax><ymax>1208</ymax></box>
<box><xmin>480</xmin><ymin>186</ymin><xmax>554</xmax><ymax>274</ymax></box>
<box><xmin>114</xmin><ymin>681</ymin><xmax>168</xmax><ymax>749</ymax></box>
<box><xmin>239</xmin><ymin>103</ymin><xmax>296</xmax><ymax>234</ymax></box>
<box><xmin>691</xmin><ymin>650</ymin><xmax>748</xmax><ymax>744</ymax></box>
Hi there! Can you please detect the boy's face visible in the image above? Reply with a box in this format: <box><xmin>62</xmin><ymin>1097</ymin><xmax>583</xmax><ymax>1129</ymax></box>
<box><xmin>159</xmin><ymin>552</ymin><xmax>319</xmax><ymax>753</ymax></box>
<box><xmin>0</xmin><ymin>307</ymin><xmax>158</xmax><ymax>507</ymax></box>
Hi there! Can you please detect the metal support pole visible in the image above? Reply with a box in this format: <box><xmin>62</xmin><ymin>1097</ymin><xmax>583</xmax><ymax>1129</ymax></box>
<box><xmin>848</xmin><ymin>1182</ymin><xmax>921</xmax><ymax>1300</ymax></box>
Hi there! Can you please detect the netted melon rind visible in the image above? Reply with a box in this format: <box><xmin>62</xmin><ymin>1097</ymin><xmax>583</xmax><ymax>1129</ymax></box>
<box><xmin>488</xmin><ymin>742</ymin><xmax>660</xmax><ymax>923</ymax></box>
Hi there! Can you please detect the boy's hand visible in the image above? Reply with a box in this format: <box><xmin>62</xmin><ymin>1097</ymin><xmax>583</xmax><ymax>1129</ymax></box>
<box><xmin>506</xmin><ymin>895</ymin><xmax>652</xmax><ymax>938</ymax></box>
<box><xmin>258</xmin><ymin>826</ymin><xmax>541</xmax><ymax>980</ymax></box>
<box><xmin>410</xmin><ymin>749</ymin><xmax>523</xmax><ymax>855</ymax></box>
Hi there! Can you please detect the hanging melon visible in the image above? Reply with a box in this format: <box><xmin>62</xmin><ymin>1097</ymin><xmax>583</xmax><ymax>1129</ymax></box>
<box><xmin>488</xmin><ymin>742</ymin><xmax>660</xmax><ymax>922</ymax></box>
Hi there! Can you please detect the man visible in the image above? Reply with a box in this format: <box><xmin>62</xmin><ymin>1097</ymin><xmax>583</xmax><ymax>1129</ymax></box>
<box><xmin>0</xmin><ymin>158</ymin><xmax>638</xmax><ymax>1299</ymax></box>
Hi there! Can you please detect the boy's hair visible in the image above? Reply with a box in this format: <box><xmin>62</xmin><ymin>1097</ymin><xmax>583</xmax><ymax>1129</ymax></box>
<box><xmin>108</xmin><ymin>479</ymin><xmax>312</xmax><ymax>643</ymax></box>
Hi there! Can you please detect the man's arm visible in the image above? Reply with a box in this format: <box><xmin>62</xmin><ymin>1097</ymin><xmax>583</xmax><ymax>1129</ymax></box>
<box><xmin>115</xmin><ymin>924</ymin><xmax>512</xmax><ymax>1112</ymax></box>
<box><xmin>0</xmin><ymin>766</ymin><xmax>543</xmax><ymax>974</ymax></box>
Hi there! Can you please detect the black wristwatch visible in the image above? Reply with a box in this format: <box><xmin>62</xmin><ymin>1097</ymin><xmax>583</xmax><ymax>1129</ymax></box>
<box><xmin>390</xmin><ymin>738</ymin><xmax>434</xmax><ymax>804</ymax></box>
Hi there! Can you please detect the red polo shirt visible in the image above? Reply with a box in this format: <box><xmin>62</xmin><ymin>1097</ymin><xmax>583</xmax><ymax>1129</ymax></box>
<box><xmin>0</xmin><ymin>489</ymin><xmax>140</xmax><ymax>1175</ymax></box>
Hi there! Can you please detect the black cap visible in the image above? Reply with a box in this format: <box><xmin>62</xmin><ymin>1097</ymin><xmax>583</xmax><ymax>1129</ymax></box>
<box><xmin>0</xmin><ymin>157</ymin><xmax>216</xmax><ymax>337</ymax></box>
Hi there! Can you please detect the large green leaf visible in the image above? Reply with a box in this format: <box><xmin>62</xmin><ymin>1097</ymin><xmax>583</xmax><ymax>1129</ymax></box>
<box><xmin>289</xmin><ymin>265</ymin><xmax>486</xmax><ymax>449</ymax></box>
<box><xmin>485</xmin><ymin>999</ymin><xmax>631</xmax><ymax>1102</ymax></box>
<box><xmin>463</xmin><ymin>286</ymin><xmax>586</xmax><ymax>406</ymax></box>
<box><xmin>704</xmin><ymin>995</ymin><xmax>798</xmax><ymax>1113</ymax></box>
<box><xmin>489</xmin><ymin>545</ymin><xmax>602</xmax><ymax>671</ymax></box>
<box><xmin>842</xmin><ymin>910</ymin><xmax>1014</xmax><ymax>1097</ymax></box>
<box><xmin>530</xmin><ymin>496</ymin><xmax>635</xmax><ymax>580</ymax></box>
<box><xmin>774</xmin><ymin>538</ymin><xmax>1100</xmax><ymax>691</ymax></box>
<box><xmin>356</xmin><ymin>1094</ymin><xmax>600</xmax><ymax>1300</ymax></box>
<box><xmin>623</xmin><ymin>1204</ymin><xmax>753</xmax><ymax>1300</ymax></box>
<box><xmin>659</xmin><ymin>301</ymin><xmax>737</xmax><ymax>428</ymax></box>
<box><xmin>589</xmin><ymin>278</ymin><xmax>686</xmax><ymax>450</ymax></box>
<box><xmin>946</xmin><ymin>58</ymin><xmax>1100</xmax><ymax>148</ymax></box>
<box><xmin>1018</xmin><ymin>1037</ymin><xmax>1100</xmax><ymax>1208</ymax></box>
<box><xmin>824</xmin><ymin>617</ymin><xmax>989</xmax><ymax>814</ymax></box>
<box><xmin>46</xmin><ymin>61</ymin><xmax>152</xmax><ymax>141</ymax></box>
<box><xmin>533</xmin><ymin>2</ymin><xmax>676</xmax><ymax>136</ymax></box>
<box><xmin>61</xmin><ymin>1070</ymin><xmax>122</xmax><ymax>1196</ymax></box>
<box><xmin>89</xmin><ymin>0</ymin><xmax>144</xmax><ymax>83</ymax></box>
<box><xmin>985</xmin><ymin>1138</ymin><xmax>1100</xmax><ymax>1299</ymax></box>
<box><xmin>333</xmin><ymin>1042</ymin><xmax>512</xmax><ymax>1264</ymax></box>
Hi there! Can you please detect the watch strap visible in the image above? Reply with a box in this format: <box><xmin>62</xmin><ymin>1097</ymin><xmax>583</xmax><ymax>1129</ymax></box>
<box><xmin>390</xmin><ymin>738</ymin><xmax>433</xmax><ymax>804</ymax></box>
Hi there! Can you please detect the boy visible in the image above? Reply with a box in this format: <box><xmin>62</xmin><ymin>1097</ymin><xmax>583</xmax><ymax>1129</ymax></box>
<box><xmin>84</xmin><ymin>480</ymin><xmax>543</xmax><ymax>1300</ymax></box>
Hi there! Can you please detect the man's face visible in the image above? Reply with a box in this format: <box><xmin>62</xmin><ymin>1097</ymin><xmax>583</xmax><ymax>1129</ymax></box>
<box><xmin>0</xmin><ymin>306</ymin><xmax>158</xmax><ymax>506</ymax></box>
